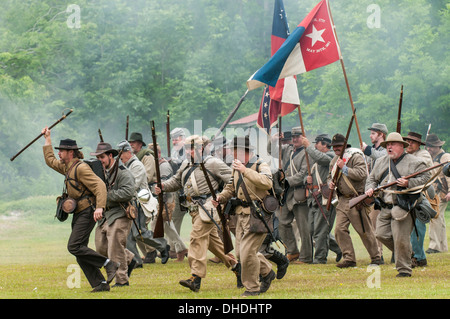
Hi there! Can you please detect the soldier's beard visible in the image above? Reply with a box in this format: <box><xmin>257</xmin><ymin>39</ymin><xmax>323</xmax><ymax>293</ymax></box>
<box><xmin>387</xmin><ymin>148</ymin><xmax>402</xmax><ymax>160</ymax></box>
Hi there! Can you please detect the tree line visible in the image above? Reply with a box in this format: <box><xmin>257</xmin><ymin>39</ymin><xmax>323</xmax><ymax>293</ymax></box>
<box><xmin>0</xmin><ymin>0</ymin><xmax>448</xmax><ymax>200</ymax></box>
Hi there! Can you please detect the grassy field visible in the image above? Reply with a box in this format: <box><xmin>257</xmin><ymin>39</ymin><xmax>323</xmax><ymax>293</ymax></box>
<box><xmin>0</xmin><ymin>196</ymin><xmax>449</xmax><ymax>300</ymax></box>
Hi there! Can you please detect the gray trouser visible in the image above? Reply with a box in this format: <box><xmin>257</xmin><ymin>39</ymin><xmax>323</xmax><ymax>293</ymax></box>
<box><xmin>309</xmin><ymin>203</ymin><xmax>335</xmax><ymax>263</ymax></box>
<box><xmin>376</xmin><ymin>207</ymin><xmax>414</xmax><ymax>275</ymax></box>
<box><xmin>126</xmin><ymin>208</ymin><xmax>167</xmax><ymax>264</ymax></box>
<box><xmin>277</xmin><ymin>203</ymin><xmax>312</xmax><ymax>262</ymax></box>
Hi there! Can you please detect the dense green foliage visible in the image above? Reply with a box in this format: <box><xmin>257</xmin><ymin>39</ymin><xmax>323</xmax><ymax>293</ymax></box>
<box><xmin>1</xmin><ymin>0</ymin><xmax>449</xmax><ymax>200</ymax></box>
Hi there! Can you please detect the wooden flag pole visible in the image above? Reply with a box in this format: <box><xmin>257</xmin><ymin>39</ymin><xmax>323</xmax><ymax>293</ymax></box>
<box><xmin>327</xmin><ymin>0</ymin><xmax>363</xmax><ymax>148</ymax></box>
<box><xmin>297</xmin><ymin>105</ymin><xmax>311</xmax><ymax>176</ymax></box>
<box><xmin>339</xmin><ymin>59</ymin><xmax>363</xmax><ymax>147</ymax></box>
<box><xmin>277</xmin><ymin>115</ymin><xmax>282</xmax><ymax>169</ymax></box>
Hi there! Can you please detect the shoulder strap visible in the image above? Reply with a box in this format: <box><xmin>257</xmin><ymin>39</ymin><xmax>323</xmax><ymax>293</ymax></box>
<box><xmin>65</xmin><ymin>160</ymin><xmax>82</xmax><ymax>191</ymax></box>
<box><xmin>183</xmin><ymin>163</ymin><xmax>198</xmax><ymax>185</ymax></box>
<box><xmin>435</xmin><ymin>152</ymin><xmax>445</xmax><ymax>163</ymax></box>
<box><xmin>235</xmin><ymin>159</ymin><xmax>262</xmax><ymax>193</ymax></box>
<box><xmin>283</xmin><ymin>147</ymin><xmax>303</xmax><ymax>172</ymax></box>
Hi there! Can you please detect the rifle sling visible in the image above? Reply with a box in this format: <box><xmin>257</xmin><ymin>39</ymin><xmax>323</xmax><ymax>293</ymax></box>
<box><xmin>235</xmin><ymin>157</ymin><xmax>261</xmax><ymax>194</ymax></box>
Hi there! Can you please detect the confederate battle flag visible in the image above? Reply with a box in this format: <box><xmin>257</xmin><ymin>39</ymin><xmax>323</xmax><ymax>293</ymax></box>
<box><xmin>257</xmin><ymin>0</ymin><xmax>300</xmax><ymax>134</ymax></box>
<box><xmin>248</xmin><ymin>0</ymin><xmax>342</xmax><ymax>91</ymax></box>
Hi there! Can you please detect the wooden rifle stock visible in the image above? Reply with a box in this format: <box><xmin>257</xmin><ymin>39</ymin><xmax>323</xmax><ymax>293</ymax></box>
<box><xmin>349</xmin><ymin>160</ymin><xmax>450</xmax><ymax>209</ymax></box>
<box><xmin>151</xmin><ymin>121</ymin><xmax>165</xmax><ymax>238</ymax></box>
<box><xmin>396</xmin><ymin>85</ymin><xmax>403</xmax><ymax>133</ymax></box>
<box><xmin>10</xmin><ymin>109</ymin><xmax>73</xmax><ymax>161</ymax></box>
<box><xmin>326</xmin><ymin>112</ymin><xmax>355</xmax><ymax>210</ymax></box>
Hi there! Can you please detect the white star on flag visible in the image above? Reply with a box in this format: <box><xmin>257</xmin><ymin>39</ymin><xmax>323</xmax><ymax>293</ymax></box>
<box><xmin>305</xmin><ymin>24</ymin><xmax>325</xmax><ymax>47</ymax></box>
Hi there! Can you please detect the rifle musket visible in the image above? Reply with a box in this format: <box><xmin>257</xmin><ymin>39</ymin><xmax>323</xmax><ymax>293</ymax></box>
<box><xmin>10</xmin><ymin>108</ymin><xmax>73</xmax><ymax>162</ymax></box>
<box><xmin>349</xmin><ymin>160</ymin><xmax>450</xmax><ymax>209</ymax></box>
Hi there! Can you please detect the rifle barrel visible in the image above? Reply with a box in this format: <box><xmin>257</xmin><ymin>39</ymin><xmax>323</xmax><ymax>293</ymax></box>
<box><xmin>326</xmin><ymin>112</ymin><xmax>355</xmax><ymax>210</ymax></box>
<box><xmin>213</xmin><ymin>89</ymin><xmax>248</xmax><ymax>141</ymax></box>
<box><xmin>166</xmin><ymin>110</ymin><xmax>171</xmax><ymax>157</ymax></box>
<box><xmin>151</xmin><ymin>121</ymin><xmax>165</xmax><ymax>238</ymax></box>
<box><xmin>125</xmin><ymin>115</ymin><xmax>129</xmax><ymax>140</ymax></box>
<box><xmin>195</xmin><ymin>148</ymin><xmax>233</xmax><ymax>254</ymax></box>
<box><xmin>396</xmin><ymin>85</ymin><xmax>403</xmax><ymax>133</ymax></box>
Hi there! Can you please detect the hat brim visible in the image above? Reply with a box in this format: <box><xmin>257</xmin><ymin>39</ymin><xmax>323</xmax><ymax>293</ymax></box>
<box><xmin>55</xmin><ymin>146</ymin><xmax>82</xmax><ymax>150</ymax></box>
<box><xmin>368</xmin><ymin>128</ymin><xmax>388</xmax><ymax>135</ymax></box>
<box><xmin>128</xmin><ymin>139</ymin><xmax>145</xmax><ymax>145</ymax></box>
<box><xmin>403</xmin><ymin>137</ymin><xmax>425</xmax><ymax>146</ymax></box>
<box><xmin>426</xmin><ymin>141</ymin><xmax>445</xmax><ymax>147</ymax></box>
<box><xmin>380</xmin><ymin>140</ymin><xmax>409</xmax><ymax>148</ymax></box>
<box><xmin>90</xmin><ymin>149</ymin><xmax>119</xmax><ymax>157</ymax></box>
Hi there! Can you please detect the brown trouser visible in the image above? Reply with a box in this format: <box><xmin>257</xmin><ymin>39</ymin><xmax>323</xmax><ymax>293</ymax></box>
<box><xmin>235</xmin><ymin>213</ymin><xmax>272</xmax><ymax>293</ymax></box>
<box><xmin>95</xmin><ymin>216</ymin><xmax>134</xmax><ymax>284</ymax></box>
<box><xmin>335</xmin><ymin>196</ymin><xmax>381</xmax><ymax>263</ymax></box>
<box><xmin>188</xmin><ymin>211</ymin><xmax>233</xmax><ymax>278</ymax></box>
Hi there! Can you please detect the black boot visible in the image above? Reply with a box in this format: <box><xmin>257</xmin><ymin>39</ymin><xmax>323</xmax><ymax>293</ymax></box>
<box><xmin>260</xmin><ymin>270</ymin><xmax>276</xmax><ymax>293</ymax></box>
<box><xmin>179</xmin><ymin>274</ymin><xmax>201</xmax><ymax>292</ymax></box>
<box><xmin>231</xmin><ymin>262</ymin><xmax>243</xmax><ymax>288</ymax></box>
<box><xmin>268</xmin><ymin>250</ymin><xmax>289</xmax><ymax>280</ymax></box>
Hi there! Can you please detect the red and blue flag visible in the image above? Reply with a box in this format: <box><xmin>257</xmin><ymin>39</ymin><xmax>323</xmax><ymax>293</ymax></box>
<box><xmin>257</xmin><ymin>0</ymin><xmax>300</xmax><ymax>134</ymax></box>
<box><xmin>249</xmin><ymin>0</ymin><xmax>341</xmax><ymax>91</ymax></box>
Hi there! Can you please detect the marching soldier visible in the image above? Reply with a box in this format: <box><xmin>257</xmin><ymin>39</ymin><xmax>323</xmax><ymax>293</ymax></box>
<box><xmin>362</xmin><ymin>123</ymin><xmax>388</xmax><ymax>263</ymax></box>
<box><xmin>268</xmin><ymin>127</ymin><xmax>312</xmax><ymax>264</ymax></box>
<box><xmin>148</xmin><ymin>142</ymin><xmax>188</xmax><ymax>262</ymax></box>
<box><xmin>302</xmin><ymin>134</ymin><xmax>342</xmax><ymax>264</ymax></box>
<box><xmin>42</xmin><ymin>127</ymin><xmax>118</xmax><ymax>292</ymax></box>
<box><xmin>117</xmin><ymin>140</ymin><xmax>170</xmax><ymax>268</ymax></box>
<box><xmin>215</xmin><ymin>136</ymin><xmax>275</xmax><ymax>296</ymax></box>
<box><xmin>169</xmin><ymin>127</ymin><xmax>188</xmax><ymax>239</ymax></box>
<box><xmin>362</xmin><ymin>123</ymin><xmax>388</xmax><ymax>164</ymax></box>
<box><xmin>170</xmin><ymin>127</ymin><xmax>187</xmax><ymax>169</ymax></box>
<box><xmin>128</xmin><ymin>132</ymin><xmax>156</xmax><ymax>184</ymax></box>
<box><xmin>328</xmin><ymin>134</ymin><xmax>381</xmax><ymax>268</ymax></box>
<box><xmin>91</xmin><ymin>142</ymin><xmax>136</xmax><ymax>288</ymax></box>
<box><xmin>403</xmin><ymin>132</ymin><xmax>433</xmax><ymax>267</ymax></box>
<box><xmin>425</xmin><ymin>134</ymin><xmax>450</xmax><ymax>254</ymax></box>
<box><xmin>155</xmin><ymin>135</ymin><xmax>236</xmax><ymax>292</ymax></box>
<box><xmin>366</xmin><ymin>132</ymin><xmax>431</xmax><ymax>277</ymax></box>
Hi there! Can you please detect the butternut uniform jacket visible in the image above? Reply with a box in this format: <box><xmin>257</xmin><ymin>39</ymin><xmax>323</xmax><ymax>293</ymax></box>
<box><xmin>365</xmin><ymin>153</ymin><xmax>431</xmax><ymax>205</ymax></box>
<box><xmin>219</xmin><ymin>158</ymin><xmax>273</xmax><ymax>215</ymax></box>
<box><xmin>163</xmin><ymin>156</ymin><xmax>232</xmax><ymax>200</ymax></box>
<box><xmin>136</xmin><ymin>148</ymin><xmax>156</xmax><ymax>184</ymax></box>
<box><xmin>329</xmin><ymin>151</ymin><xmax>367</xmax><ymax>197</ymax></box>
<box><xmin>43</xmin><ymin>145</ymin><xmax>107</xmax><ymax>213</ymax></box>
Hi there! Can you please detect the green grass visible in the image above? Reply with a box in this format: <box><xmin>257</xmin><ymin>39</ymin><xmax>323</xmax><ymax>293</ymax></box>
<box><xmin>0</xmin><ymin>196</ymin><xmax>449</xmax><ymax>299</ymax></box>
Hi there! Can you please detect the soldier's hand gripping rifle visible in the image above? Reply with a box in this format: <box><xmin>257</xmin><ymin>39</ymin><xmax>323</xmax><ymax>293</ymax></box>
<box><xmin>194</xmin><ymin>148</ymin><xmax>234</xmax><ymax>254</ymax></box>
<box><xmin>151</xmin><ymin>121</ymin><xmax>165</xmax><ymax>238</ymax></box>
<box><xmin>326</xmin><ymin>111</ymin><xmax>355</xmax><ymax>211</ymax></box>
<box><xmin>10</xmin><ymin>109</ymin><xmax>73</xmax><ymax>161</ymax></box>
<box><xmin>349</xmin><ymin>160</ymin><xmax>450</xmax><ymax>209</ymax></box>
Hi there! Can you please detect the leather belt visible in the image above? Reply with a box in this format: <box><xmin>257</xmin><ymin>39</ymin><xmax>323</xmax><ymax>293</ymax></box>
<box><xmin>186</xmin><ymin>194</ymin><xmax>211</xmax><ymax>203</ymax></box>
